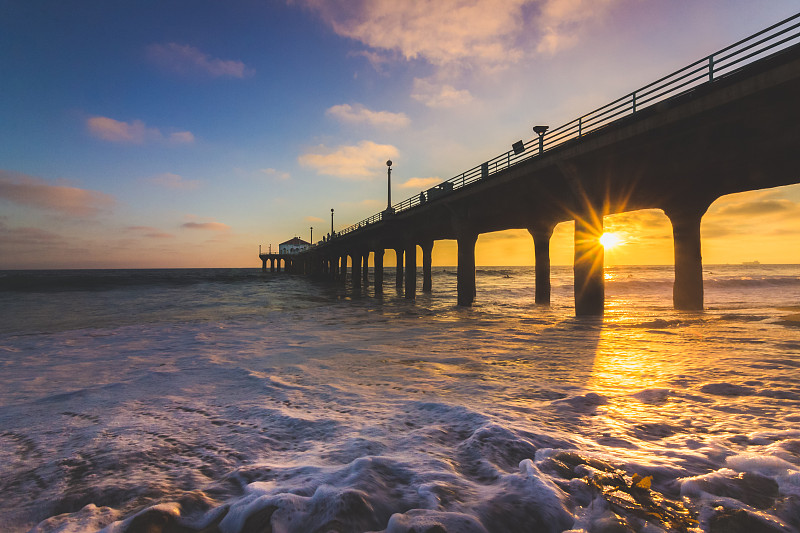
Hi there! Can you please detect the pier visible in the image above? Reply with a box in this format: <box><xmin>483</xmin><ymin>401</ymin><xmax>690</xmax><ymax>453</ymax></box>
<box><xmin>261</xmin><ymin>15</ymin><xmax>800</xmax><ymax>315</ymax></box>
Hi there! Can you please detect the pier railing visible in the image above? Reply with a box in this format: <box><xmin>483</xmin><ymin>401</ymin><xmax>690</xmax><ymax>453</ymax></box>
<box><xmin>335</xmin><ymin>13</ymin><xmax>800</xmax><ymax>238</ymax></box>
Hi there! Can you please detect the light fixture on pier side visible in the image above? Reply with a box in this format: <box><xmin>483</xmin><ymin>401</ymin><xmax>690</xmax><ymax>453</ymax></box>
<box><xmin>383</xmin><ymin>160</ymin><xmax>395</xmax><ymax>217</ymax></box>
<box><xmin>533</xmin><ymin>125</ymin><xmax>548</xmax><ymax>154</ymax></box>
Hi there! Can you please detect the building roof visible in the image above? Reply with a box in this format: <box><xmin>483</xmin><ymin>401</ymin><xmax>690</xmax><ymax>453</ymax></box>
<box><xmin>280</xmin><ymin>237</ymin><xmax>310</xmax><ymax>246</ymax></box>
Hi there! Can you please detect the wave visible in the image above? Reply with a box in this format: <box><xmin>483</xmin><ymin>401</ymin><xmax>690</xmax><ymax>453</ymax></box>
<box><xmin>0</xmin><ymin>268</ymin><xmax>265</xmax><ymax>293</ymax></box>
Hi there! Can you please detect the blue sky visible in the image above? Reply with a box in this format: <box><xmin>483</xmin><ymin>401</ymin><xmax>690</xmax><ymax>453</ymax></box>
<box><xmin>2</xmin><ymin>1</ymin><xmax>799</xmax><ymax>268</ymax></box>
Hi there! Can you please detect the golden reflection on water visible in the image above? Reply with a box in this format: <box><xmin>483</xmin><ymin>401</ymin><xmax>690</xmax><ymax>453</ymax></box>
<box><xmin>587</xmin><ymin>304</ymin><xmax>688</xmax><ymax>427</ymax></box>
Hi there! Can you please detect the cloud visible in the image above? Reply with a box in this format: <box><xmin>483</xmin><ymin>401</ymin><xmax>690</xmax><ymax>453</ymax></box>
<box><xmin>182</xmin><ymin>221</ymin><xmax>231</xmax><ymax>231</ymax></box>
<box><xmin>536</xmin><ymin>0</ymin><xmax>617</xmax><ymax>55</ymax></box>
<box><xmin>260</xmin><ymin>168</ymin><xmax>291</xmax><ymax>180</ymax></box>
<box><xmin>168</xmin><ymin>131</ymin><xmax>195</xmax><ymax>144</ymax></box>
<box><xmin>147</xmin><ymin>173</ymin><xmax>200</xmax><ymax>190</ymax></box>
<box><xmin>298</xmin><ymin>140</ymin><xmax>398</xmax><ymax>179</ymax></box>
<box><xmin>305</xmin><ymin>216</ymin><xmax>325</xmax><ymax>223</ymax></box>
<box><xmin>713</xmin><ymin>199</ymin><xmax>797</xmax><ymax>217</ymax></box>
<box><xmin>0</xmin><ymin>221</ymin><xmax>61</xmax><ymax>246</ymax></box>
<box><xmin>0</xmin><ymin>170</ymin><xmax>115</xmax><ymax>217</ymax></box>
<box><xmin>411</xmin><ymin>78</ymin><xmax>472</xmax><ymax>108</ymax></box>
<box><xmin>125</xmin><ymin>226</ymin><xmax>175</xmax><ymax>239</ymax></box>
<box><xmin>400</xmin><ymin>177</ymin><xmax>441</xmax><ymax>189</ymax></box>
<box><xmin>295</xmin><ymin>0</ymin><xmax>619</xmax><ymax>68</ymax></box>
<box><xmin>326</xmin><ymin>103</ymin><xmax>410</xmax><ymax>128</ymax></box>
<box><xmin>146</xmin><ymin>43</ymin><xmax>254</xmax><ymax>78</ymax></box>
<box><xmin>296</xmin><ymin>0</ymin><xmax>526</xmax><ymax>67</ymax></box>
<box><xmin>87</xmin><ymin>116</ymin><xmax>195</xmax><ymax>145</ymax></box>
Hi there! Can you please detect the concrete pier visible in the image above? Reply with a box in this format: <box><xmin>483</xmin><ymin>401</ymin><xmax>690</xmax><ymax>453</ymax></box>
<box><xmin>666</xmin><ymin>205</ymin><xmax>708</xmax><ymax>310</ymax></box>
<box><xmin>395</xmin><ymin>248</ymin><xmax>404</xmax><ymax>288</ymax></box>
<box><xmin>529</xmin><ymin>225</ymin><xmax>554</xmax><ymax>305</ymax></box>
<box><xmin>573</xmin><ymin>216</ymin><xmax>604</xmax><ymax>316</ymax></box>
<box><xmin>261</xmin><ymin>35</ymin><xmax>800</xmax><ymax>315</ymax></box>
<box><xmin>352</xmin><ymin>252</ymin><xmax>361</xmax><ymax>289</ymax></box>
<box><xmin>362</xmin><ymin>251</ymin><xmax>369</xmax><ymax>286</ymax></box>
<box><xmin>457</xmin><ymin>232</ymin><xmax>478</xmax><ymax>306</ymax></box>
<box><xmin>404</xmin><ymin>242</ymin><xmax>416</xmax><ymax>299</ymax></box>
<box><xmin>421</xmin><ymin>240</ymin><xmax>433</xmax><ymax>292</ymax></box>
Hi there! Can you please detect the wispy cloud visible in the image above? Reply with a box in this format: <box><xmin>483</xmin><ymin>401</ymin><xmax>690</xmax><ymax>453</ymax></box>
<box><xmin>411</xmin><ymin>78</ymin><xmax>473</xmax><ymax>108</ymax></box>
<box><xmin>0</xmin><ymin>220</ymin><xmax>62</xmax><ymax>246</ymax></box>
<box><xmin>713</xmin><ymin>199</ymin><xmax>797</xmax><ymax>217</ymax></box>
<box><xmin>182</xmin><ymin>221</ymin><xmax>231</xmax><ymax>231</ymax></box>
<box><xmin>146</xmin><ymin>43</ymin><xmax>254</xmax><ymax>78</ymax></box>
<box><xmin>326</xmin><ymin>103</ymin><xmax>410</xmax><ymax>128</ymax></box>
<box><xmin>0</xmin><ymin>170</ymin><xmax>114</xmax><ymax>217</ymax></box>
<box><xmin>298</xmin><ymin>140</ymin><xmax>398</xmax><ymax>179</ymax></box>
<box><xmin>296</xmin><ymin>0</ymin><xmax>619</xmax><ymax>69</ymax></box>
<box><xmin>147</xmin><ymin>173</ymin><xmax>200</xmax><ymax>190</ymax></box>
<box><xmin>305</xmin><ymin>216</ymin><xmax>324</xmax><ymax>223</ymax></box>
<box><xmin>125</xmin><ymin>226</ymin><xmax>175</xmax><ymax>239</ymax></box>
<box><xmin>87</xmin><ymin>116</ymin><xmax>195</xmax><ymax>145</ymax></box>
<box><xmin>400</xmin><ymin>177</ymin><xmax>441</xmax><ymax>189</ymax></box>
<box><xmin>260</xmin><ymin>168</ymin><xmax>291</xmax><ymax>181</ymax></box>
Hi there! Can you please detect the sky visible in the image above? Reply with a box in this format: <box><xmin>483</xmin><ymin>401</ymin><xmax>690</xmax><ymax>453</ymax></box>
<box><xmin>1</xmin><ymin>0</ymin><xmax>799</xmax><ymax>269</ymax></box>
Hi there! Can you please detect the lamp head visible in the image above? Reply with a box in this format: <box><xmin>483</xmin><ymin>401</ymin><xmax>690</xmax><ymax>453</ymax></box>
<box><xmin>533</xmin><ymin>125</ymin><xmax>549</xmax><ymax>135</ymax></box>
<box><xmin>386</xmin><ymin>160</ymin><xmax>392</xmax><ymax>167</ymax></box>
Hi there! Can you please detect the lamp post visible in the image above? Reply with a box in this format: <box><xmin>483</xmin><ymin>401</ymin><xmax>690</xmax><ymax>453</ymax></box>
<box><xmin>533</xmin><ymin>125</ymin><xmax>548</xmax><ymax>154</ymax></box>
<box><xmin>331</xmin><ymin>208</ymin><xmax>334</xmax><ymax>235</ymax></box>
<box><xmin>310</xmin><ymin>226</ymin><xmax>313</xmax><ymax>245</ymax></box>
<box><xmin>386</xmin><ymin>160</ymin><xmax>393</xmax><ymax>210</ymax></box>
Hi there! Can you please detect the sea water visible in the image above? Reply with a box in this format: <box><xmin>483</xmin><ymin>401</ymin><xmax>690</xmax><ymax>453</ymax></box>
<box><xmin>1</xmin><ymin>265</ymin><xmax>799</xmax><ymax>533</ymax></box>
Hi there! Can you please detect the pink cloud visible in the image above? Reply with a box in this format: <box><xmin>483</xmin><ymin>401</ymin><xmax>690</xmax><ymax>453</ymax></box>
<box><xmin>126</xmin><ymin>226</ymin><xmax>175</xmax><ymax>239</ymax></box>
<box><xmin>326</xmin><ymin>103</ymin><xmax>410</xmax><ymax>128</ymax></box>
<box><xmin>0</xmin><ymin>221</ymin><xmax>61</xmax><ymax>246</ymax></box>
<box><xmin>147</xmin><ymin>173</ymin><xmax>200</xmax><ymax>190</ymax></box>
<box><xmin>182</xmin><ymin>221</ymin><xmax>230</xmax><ymax>231</ymax></box>
<box><xmin>400</xmin><ymin>177</ymin><xmax>442</xmax><ymax>189</ymax></box>
<box><xmin>87</xmin><ymin>116</ymin><xmax>195</xmax><ymax>145</ymax></box>
<box><xmin>0</xmin><ymin>170</ymin><xmax>115</xmax><ymax>217</ymax></box>
<box><xmin>298</xmin><ymin>140</ymin><xmax>398</xmax><ymax>179</ymax></box>
<box><xmin>147</xmin><ymin>43</ymin><xmax>254</xmax><ymax>78</ymax></box>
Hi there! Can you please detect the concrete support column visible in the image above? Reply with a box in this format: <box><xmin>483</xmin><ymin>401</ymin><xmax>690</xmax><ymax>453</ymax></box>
<box><xmin>270</xmin><ymin>258</ymin><xmax>275</xmax><ymax>273</ymax></box>
<box><xmin>362</xmin><ymin>251</ymin><xmax>370</xmax><ymax>286</ymax></box>
<box><xmin>665</xmin><ymin>206</ymin><xmax>707</xmax><ymax>310</ymax></box>
<box><xmin>351</xmin><ymin>252</ymin><xmax>362</xmax><ymax>288</ymax></box>
<box><xmin>528</xmin><ymin>225</ymin><xmax>554</xmax><ymax>305</ymax></box>
<box><xmin>421</xmin><ymin>239</ymin><xmax>433</xmax><ymax>292</ymax></box>
<box><xmin>261</xmin><ymin>258</ymin><xmax>267</xmax><ymax>271</ymax></box>
<box><xmin>340</xmin><ymin>255</ymin><xmax>347</xmax><ymax>283</ymax></box>
<box><xmin>574</xmin><ymin>216</ymin><xmax>604</xmax><ymax>316</ymax></box>
<box><xmin>404</xmin><ymin>242</ymin><xmax>417</xmax><ymax>299</ymax></box>
<box><xmin>457</xmin><ymin>232</ymin><xmax>478</xmax><ymax>306</ymax></box>
<box><xmin>374</xmin><ymin>249</ymin><xmax>384</xmax><ymax>294</ymax></box>
<box><xmin>395</xmin><ymin>248</ymin><xmax>404</xmax><ymax>288</ymax></box>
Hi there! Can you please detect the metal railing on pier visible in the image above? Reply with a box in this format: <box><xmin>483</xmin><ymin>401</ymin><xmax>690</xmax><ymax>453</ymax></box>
<box><xmin>334</xmin><ymin>13</ymin><xmax>800</xmax><ymax>238</ymax></box>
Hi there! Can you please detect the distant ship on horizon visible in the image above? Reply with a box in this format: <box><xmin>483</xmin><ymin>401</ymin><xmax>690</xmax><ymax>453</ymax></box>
<box><xmin>742</xmin><ymin>260</ymin><xmax>761</xmax><ymax>266</ymax></box>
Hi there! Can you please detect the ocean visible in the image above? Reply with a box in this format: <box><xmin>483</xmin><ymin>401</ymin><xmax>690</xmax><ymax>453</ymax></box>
<box><xmin>1</xmin><ymin>265</ymin><xmax>799</xmax><ymax>533</ymax></box>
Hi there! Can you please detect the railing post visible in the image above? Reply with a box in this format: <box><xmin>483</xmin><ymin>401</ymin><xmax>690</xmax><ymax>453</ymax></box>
<box><xmin>709</xmin><ymin>55</ymin><xmax>714</xmax><ymax>81</ymax></box>
<box><xmin>632</xmin><ymin>92</ymin><xmax>637</xmax><ymax>113</ymax></box>
<box><xmin>578</xmin><ymin>117</ymin><xmax>582</xmax><ymax>137</ymax></box>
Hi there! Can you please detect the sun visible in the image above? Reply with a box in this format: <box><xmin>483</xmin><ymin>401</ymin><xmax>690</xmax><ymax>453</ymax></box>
<box><xmin>599</xmin><ymin>232</ymin><xmax>622</xmax><ymax>249</ymax></box>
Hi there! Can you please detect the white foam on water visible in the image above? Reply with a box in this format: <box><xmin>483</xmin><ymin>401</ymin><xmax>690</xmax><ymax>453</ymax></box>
<box><xmin>1</xmin><ymin>266</ymin><xmax>799</xmax><ymax>532</ymax></box>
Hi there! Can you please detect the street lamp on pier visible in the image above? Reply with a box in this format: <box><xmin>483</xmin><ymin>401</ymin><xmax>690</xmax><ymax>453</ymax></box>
<box><xmin>331</xmin><ymin>208</ymin><xmax>334</xmax><ymax>236</ymax></box>
<box><xmin>310</xmin><ymin>226</ymin><xmax>313</xmax><ymax>245</ymax></box>
<box><xmin>533</xmin><ymin>125</ymin><xmax>549</xmax><ymax>154</ymax></box>
<box><xmin>384</xmin><ymin>160</ymin><xmax>394</xmax><ymax>216</ymax></box>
